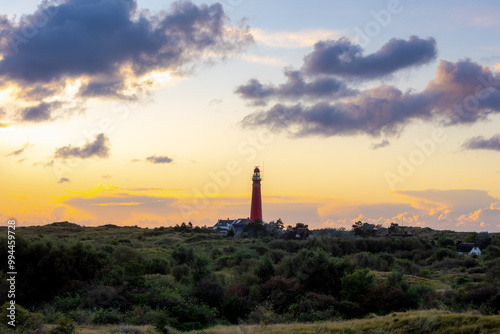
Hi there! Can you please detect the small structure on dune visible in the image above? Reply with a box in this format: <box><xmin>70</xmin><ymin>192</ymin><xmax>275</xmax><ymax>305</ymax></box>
<box><xmin>213</xmin><ymin>218</ymin><xmax>251</xmax><ymax>235</ymax></box>
<box><xmin>457</xmin><ymin>242</ymin><xmax>481</xmax><ymax>256</ymax></box>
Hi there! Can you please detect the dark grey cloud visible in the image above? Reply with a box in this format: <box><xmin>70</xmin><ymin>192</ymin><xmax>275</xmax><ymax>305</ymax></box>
<box><xmin>302</xmin><ymin>36</ymin><xmax>437</xmax><ymax>79</ymax></box>
<box><xmin>0</xmin><ymin>0</ymin><xmax>252</xmax><ymax>117</ymax></box>
<box><xmin>21</xmin><ymin>101</ymin><xmax>62</xmax><ymax>122</ymax></box>
<box><xmin>462</xmin><ymin>135</ymin><xmax>500</xmax><ymax>151</ymax></box>
<box><xmin>54</xmin><ymin>133</ymin><xmax>110</xmax><ymax>159</ymax></box>
<box><xmin>236</xmin><ymin>68</ymin><xmax>356</xmax><ymax>105</ymax></box>
<box><xmin>242</xmin><ymin>85</ymin><xmax>432</xmax><ymax>137</ymax></box>
<box><xmin>241</xmin><ymin>59</ymin><xmax>500</xmax><ymax>137</ymax></box>
<box><xmin>58</xmin><ymin>177</ymin><xmax>70</xmax><ymax>183</ymax></box>
<box><xmin>146</xmin><ymin>155</ymin><xmax>173</xmax><ymax>164</ymax></box>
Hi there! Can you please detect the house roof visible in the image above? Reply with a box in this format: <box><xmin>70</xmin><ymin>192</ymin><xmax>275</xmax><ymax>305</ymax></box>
<box><xmin>457</xmin><ymin>243</ymin><xmax>477</xmax><ymax>252</ymax></box>
<box><xmin>213</xmin><ymin>218</ymin><xmax>251</xmax><ymax>232</ymax></box>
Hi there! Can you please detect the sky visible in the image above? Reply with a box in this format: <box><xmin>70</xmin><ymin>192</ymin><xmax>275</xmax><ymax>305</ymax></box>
<box><xmin>1</xmin><ymin>0</ymin><xmax>500</xmax><ymax>232</ymax></box>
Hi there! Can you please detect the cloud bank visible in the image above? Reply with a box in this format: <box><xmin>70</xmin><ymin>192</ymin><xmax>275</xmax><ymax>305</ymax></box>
<box><xmin>0</xmin><ymin>0</ymin><xmax>252</xmax><ymax>120</ymax></box>
<box><xmin>239</xmin><ymin>35</ymin><xmax>500</xmax><ymax>138</ymax></box>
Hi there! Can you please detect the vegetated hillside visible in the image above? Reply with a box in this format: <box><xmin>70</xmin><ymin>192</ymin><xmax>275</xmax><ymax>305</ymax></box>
<box><xmin>0</xmin><ymin>221</ymin><xmax>499</xmax><ymax>333</ymax></box>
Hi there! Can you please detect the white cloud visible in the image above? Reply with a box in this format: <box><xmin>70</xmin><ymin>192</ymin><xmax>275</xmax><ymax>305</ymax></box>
<box><xmin>251</xmin><ymin>28</ymin><xmax>345</xmax><ymax>49</ymax></box>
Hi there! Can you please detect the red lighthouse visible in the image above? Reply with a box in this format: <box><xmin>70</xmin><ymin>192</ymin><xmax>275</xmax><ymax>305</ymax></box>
<box><xmin>250</xmin><ymin>167</ymin><xmax>262</xmax><ymax>222</ymax></box>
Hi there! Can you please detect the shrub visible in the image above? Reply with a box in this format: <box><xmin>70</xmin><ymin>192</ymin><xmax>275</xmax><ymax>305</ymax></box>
<box><xmin>171</xmin><ymin>264</ymin><xmax>190</xmax><ymax>283</ymax></box>
<box><xmin>190</xmin><ymin>252</ymin><xmax>212</xmax><ymax>285</ymax></box>
<box><xmin>171</xmin><ymin>245</ymin><xmax>195</xmax><ymax>265</ymax></box>
<box><xmin>49</xmin><ymin>317</ymin><xmax>76</xmax><ymax>334</ymax></box>
<box><xmin>254</xmin><ymin>255</ymin><xmax>275</xmax><ymax>283</ymax></box>
<box><xmin>145</xmin><ymin>257</ymin><xmax>171</xmax><ymax>275</ymax></box>
<box><xmin>259</xmin><ymin>276</ymin><xmax>301</xmax><ymax>313</ymax></box>
<box><xmin>193</xmin><ymin>279</ymin><xmax>225</xmax><ymax>308</ymax></box>
<box><xmin>221</xmin><ymin>293</ymin><xmax>250</xmax><ymax>323</ymax></box>
<box><xmin>340</xmin><ymin>268</ymin><xmax>375</xmax><ymax>301</ymax></box>
<box><xmin>0</xmin><ymin>302</ymin><xmax>44</xmax><ymax>333</ymax></box>
<box><xmin>93</xmin><ymin>308</ymin><xmax>123</xmax><ymax>324</ymax></box>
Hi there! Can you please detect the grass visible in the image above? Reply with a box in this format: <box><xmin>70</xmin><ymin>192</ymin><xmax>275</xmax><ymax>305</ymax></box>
<box><xmin>187</xmin><ymin>310</ymin><xmax>500</xmax><ymax>334</ymax></box>
<box><xmin>63</xmin><ymin>310</ymin><xmax>500</xmax><ymax>334</ymax></box>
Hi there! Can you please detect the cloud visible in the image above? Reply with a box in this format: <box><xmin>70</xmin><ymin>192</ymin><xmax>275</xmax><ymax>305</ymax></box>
<box><xmin>319</xmin><ymin>189</ymin><xmax>500</xmax><ymax>231</ymax></box>
<box><xmin>241</xmin><ymin>85</ymin><xmax>431</xmax><ymax>137</ymax></box>
<box><xmin>236</xmin><ymin>68</ymin><xmax>356</xmax><ymax>106</ymax></box>
<box><xmin>7</xmin><ymin>141</ymin><xmax>31</xmax><ymax>156</ymax></box>
<box><xmin>0</xmin><ymin>0</ymin><xmax>252</xmax><ymax>119</ymax></box>
<box><xmin>302</xmin><ymin>36</ymin><xmax>437</xmax><ymax>79</ymax></box>
<box><xmin>64</xmin><ymin>193</ymin><xmax>176</xmax><ymax>221</ymax></box>
<box><xmin>21</xmin><ymin>101</ymin><xmax>62</xmax><ymax>122</ymax></box>
<box><xmin>371</xmin><ymin>139</ymin><xmax>390</xmax><ymax>150</ymax></box>
<box><xmin>146</xmin><ymin>155</ymin><xmax>173</xmax><ymax>164</ymax></box>
<box><xmin>251</xmin><ymin>28</ymin><xmax>343</xmax><ymax>49</ymax></box>
<box><xmin>58</xmin><ymin>177</ymin><xmax>70</xmax><ymax>183</ymax></box>
<box><xmin>462</xmin><ymin>134</ymin><xmax>500</xmax><ymax>151</ymax></box>
<box><xmin>241</xmin><ymin>58</ymin><xmax>500</xmax><ymax>137</ymax></box>
<box><xmin>54</xmin><ymin>133</ymin><xmax>110</xmax><ymax>159</ymax></box>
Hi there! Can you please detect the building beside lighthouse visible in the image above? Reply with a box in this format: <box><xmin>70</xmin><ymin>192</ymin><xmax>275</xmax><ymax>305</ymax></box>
<box><xmin>212</xmin><ymin>167</ymin><xmax>263</xmax><ymax>234</ymax></box>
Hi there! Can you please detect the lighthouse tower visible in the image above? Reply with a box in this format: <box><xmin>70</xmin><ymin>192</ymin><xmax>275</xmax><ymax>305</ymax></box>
<box><xmin>250</xmin><ymin>167</ymin><xmax>262</xmax><ymax>222</ymax></box>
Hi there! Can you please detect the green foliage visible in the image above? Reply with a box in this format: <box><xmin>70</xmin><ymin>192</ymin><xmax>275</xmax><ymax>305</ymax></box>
<box><xmin>145</xmin><ymin>256</ymin><xmax>171</xmax><ymax>275</ymax></box>
<box><xmin>49</xmin><ymin>317</ymin><xmax>76</xmax><ymax>334</ymax></box>
<box><xmin>341</xmin><ymin>268</ymin><xmax>375</xmax><ymax>301</ymax></box>
<box><xmin>351</xmin><ymin>221</ymin><xmax>382</xmax><ymax>238</ymax></box>
<box><xmin>243</xmin><ymin>220</ymin><xmax>267</xmax><ymax>238</ymax></box>
<box><xmin>193</xmin><ymin>279</ymin><xmax>225</xmax><ymax>308</ymax></box>
<box><xmin>171</xmin><ymin>244</ymin><xmax>195</xmax><ymax>265</ymax></box>
<box><xmin>7</xmin><ymin>222</ymin><xmax>500</xmax><ymax>330</ymax></box>
<box><xmin>171</xmin><ymin>264</ymin><xmax>190</xmax><ymax>282</ymax></box>
<box><xmin>93</xmin><ymin>308</ymin><xmax>123</xmax><ymax>324</ymax></box>
<box><xmin>0</xmin><ymin>302</ymin><xmax>44</xmax><ymax>333</ymax></box>
<box><xmin>276</xmin><ymin>249</ymin><xmax>354</xmax><ymax>296</ymax></box>
<box><xmin>485</xmin><ymin>245</ymin><xmax>500</xmax><ymax>259</ymax></box>
<box><xmin>254</xmin><ymin>255</ymin><xmax>275</xmax><ymax>282</ymax></box>
<box><xmin>190</xmin><ymin>252</ymin><xmax>213</xmax><ymax>285</ymax></box>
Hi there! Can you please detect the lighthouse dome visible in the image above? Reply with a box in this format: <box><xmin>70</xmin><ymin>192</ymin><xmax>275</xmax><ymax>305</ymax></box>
<box><xmin>254</xmin><ymin>167</ymin><xmax>260</xmax><ymax>173</ymax></box>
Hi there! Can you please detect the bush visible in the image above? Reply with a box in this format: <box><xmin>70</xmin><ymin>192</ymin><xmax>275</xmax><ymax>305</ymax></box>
<box><xmin>0</xmin><ymin>302</ymin><xmax>44</xmax><ymax>333</ymax></box>
<box><xmin>145</xmin><ymin>257</ymin><xmax>171</xmax><ymax>275</ymax></box>
<box><xmin>171</xmin><ymin>264</ymin><xmax>190</xmax><ymax>283</ymax></box>
<box><xmin>193</xmin><ymin>279</ymin><xmax>225</xmax><ymax>308</ymax></box>
<box><xmin>259</xmin><ymin>276</ymin><xmax>301</xmax><ymax>313</ymax></box>
<box><xmin>340</xmin><ymin>268</ymin><xmax>375</xmax><ymax>301</ymax></box>
<box><xmin>171</xmin><ymin>245</ymin><xmax>195</xmax><ymax>265</ymax></box>
<box><xmin>93</xmin><ymin>308</ymin><xmax>123</xmax><ymax>324</ymax></box>
<box><xmin>190</xmin><ymin>252</ymin><xmax>212</xmax><ymax>285</ymax></box>
<box><xmin>221</xmin><ymin>293</ymin><xmax>250</xmax><ymax>323</ymax></box>
<box><xmin>254</xmin><ymin>255</ymin><xmax>275</xmax><ymax>283</ymax></box>
<box><xmin>49</xmin><ymin>317</ymin><xmax>76</xmax><ymax>334</ymax></box>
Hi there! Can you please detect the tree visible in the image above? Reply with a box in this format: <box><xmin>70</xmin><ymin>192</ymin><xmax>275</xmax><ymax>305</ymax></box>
<box><xmin>352</xmin><ymin>221</ymin><xmax>381</xmax><ymax>238</ymax></box>
<box><xmin>275</xmin><ymin>218</ymin><xmax>284</xmax><ymax>230</ymax></box>
<box><xmin>388</xmin><ymin>222</ymin><xmax>399</xmax><ymax>233</ymax></box>
<box><xmin>243</xmin><ymin>219</ymin><xmax>267</xmax><ymax>238</ymax></box>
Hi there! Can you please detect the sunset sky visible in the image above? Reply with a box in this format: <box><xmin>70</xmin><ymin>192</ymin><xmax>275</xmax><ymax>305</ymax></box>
<box><xmin>1</xmin><ymin>0</ymin><xmax>500</xmax><ymax>231</ymax></box>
